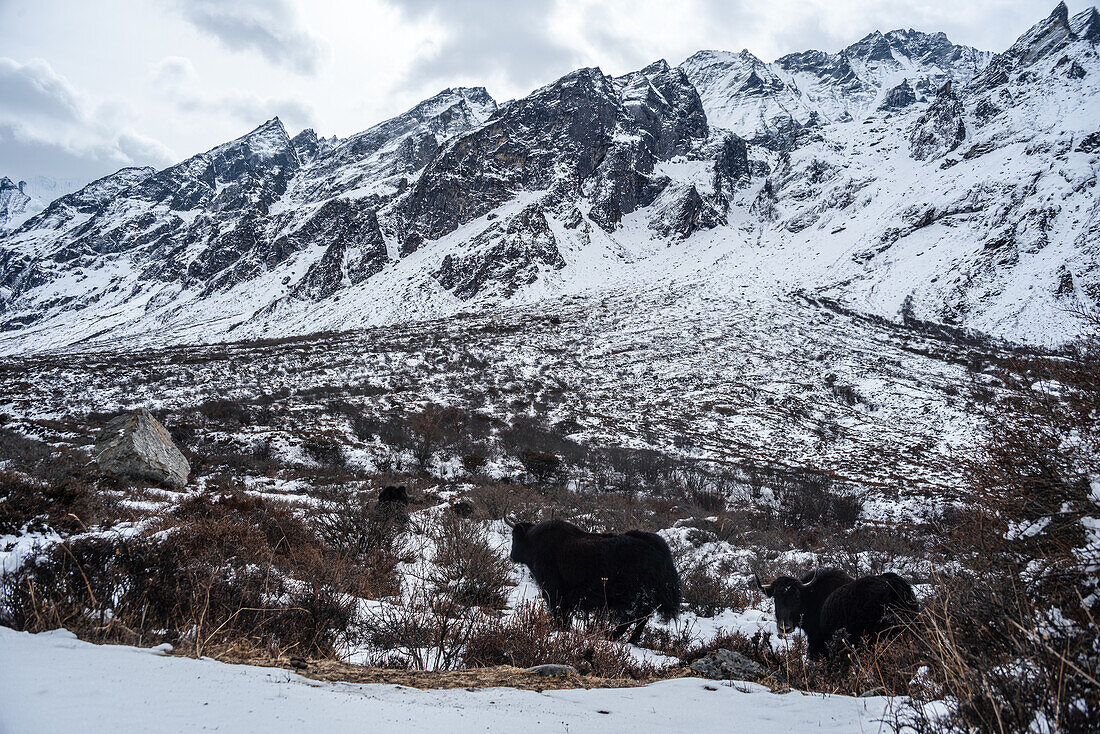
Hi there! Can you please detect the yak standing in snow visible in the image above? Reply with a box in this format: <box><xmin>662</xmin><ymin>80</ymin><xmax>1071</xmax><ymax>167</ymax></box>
<box><xmin>756</xmin><ymin>568</ymin><xmax>919</xmax><ymax>660</ymax></box>
<box><xmin>506</xmin><ymin>518</ymin><xmax>681</xmax><ymax>644</ymax></box>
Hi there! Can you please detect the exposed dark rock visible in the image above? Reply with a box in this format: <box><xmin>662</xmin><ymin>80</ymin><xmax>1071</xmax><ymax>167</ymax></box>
<box><xmin>1077</xmin><ymin>131</ymin><xmax>1100</xmax><ymax>153</ymax></box>
<box><xmin>909</xmin><ymin>82</ymin><xmax>966</xmax><ymax>160</ymax></box>
<box><xmin>291</xmin><ymin>200</ymin><xmax>388</xmax><ymax>300</ymax></box>
<box><xmin>689</xmin><ymin>649</ymin><xmax>766</xmax><ymax>681</ymax></box>
<box><xmin>94</xmin><ymin>408</ymin><xmax>190</xmax><ymax>489</ymax></box>
<box><xmin>880</xmin><ymin>79</ymin><xmax>917</xmax><ymax>109</ymax></box>
<box><xmin>399</xmin><ymin>68</ymin><xmax>621</xmax><ymax>248</ymax></box>
<box><xmin>650</xmin><ymin>185</ymin><xmax>725</xmax><ymax>239</ymax></box>
<box><xmin>434</xmin><ymin>204</ymin><xmax>566</xmax><ymax>299</ymax></box>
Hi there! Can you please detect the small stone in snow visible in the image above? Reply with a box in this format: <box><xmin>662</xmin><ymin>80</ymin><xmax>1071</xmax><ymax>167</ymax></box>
<box><xmin>523</xmin><ymin>664</ymin><xmax>578</xmax><ymax>677</ymax></box>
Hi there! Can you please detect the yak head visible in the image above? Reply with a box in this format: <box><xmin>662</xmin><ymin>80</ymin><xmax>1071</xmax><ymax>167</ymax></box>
<box><xmin>378</xmin><ymin>485</ymin><xmax>409</xmax><ymax>505</ymax></box>
<box><xmin>756</xmin><ymin>570</ymin><xmax>819</xmax><ymax>636</ymax></box>
<box><xmin>505</xmin><ymin>518</ymin><xmax>535</xmax><ymax>565</ymax></box>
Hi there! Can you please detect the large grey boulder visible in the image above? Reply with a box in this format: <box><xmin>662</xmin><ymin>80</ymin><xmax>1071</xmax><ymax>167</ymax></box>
<box><xmin>95</xmin><ymin>408</ymin><xmax>190</xmax><ymax>489</ymax></box>
<box><xmin>689</xmin><ymin>649</ymin><xmax>766</xmax><ymax>681</ymax></box>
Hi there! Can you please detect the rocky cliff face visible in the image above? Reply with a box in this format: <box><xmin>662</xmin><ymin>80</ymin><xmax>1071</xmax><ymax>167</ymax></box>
<box><xmin>0</xmin><ymin>4</ymin><xmax>1096</xmax><ymax>354</ymax></box>
<box><xmin>0</xmin><ymin>178</ymin><xmax>33</xmax><ymax>231</ymax></box>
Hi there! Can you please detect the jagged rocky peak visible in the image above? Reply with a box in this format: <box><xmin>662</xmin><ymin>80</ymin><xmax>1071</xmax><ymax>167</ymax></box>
<box><xmin>195</xmin><ymin>116</ymin><xmax>298</xmax><ymax>176</ymax></box>
<box><xmin>685</xmin><ymin>25</ymin><xmax>990</xmax><ymax>140</ymax></box>
<box><xmin>0</xmin><ymin>177</ymin><xmax>33</xmax><ymax>230</ymax></box>
<box><xmin>847</xmin><ymin>30</ymin><xmax>895</xmax><ymax>62</ymax></box>
<box><xmin>21</xmin><ymin>165</ymin><xmax>156</xmax><ymax>228</ymax></box>
<box><xmin>291</xmin><ymin>128</ymin><xmax>321</xmax><ymax>163</ymax></box>
<box><xmin>137</xmin><ymin>117</ymin><xmax>299</xmax><ymax>213</ymax></box>
<box><xmin>395</xmin><ymin>86</ymin><xmax>498</xmax><ymax>142</ymax></box>
<box><xmin>685</xmin><ymin>49</ymin><xmax>788</xmax><ymax>95</ymax></box>
<box><xmin>617</xmin><ymin>59</ymin><xmax>709</xmax><ymax>158</ymax></box>
<box><xmin>971</xmin><ymin>3</ymin><xmax>1097</xmax><ymax>92</ymax></box>
<box><xmin>398</xmin><ymin>67</ymin><xmax>622</xmax><ymax>245</ymax></box>
<box><xmin>1072</xmin><ymin>6</ymin><xmax>1100</xmax><ymax>42</ymax></box>
<box><xmin>680</xmin><ymin>49</ymin><xmax>814</xmax><ymax>144</ymax></box>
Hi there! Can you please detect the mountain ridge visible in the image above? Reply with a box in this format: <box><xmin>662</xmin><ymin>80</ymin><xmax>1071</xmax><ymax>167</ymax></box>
<box><xmin>0</xmin><ymin>4</ymin><xmax>1097</xmax><ymax>355</ymax></box>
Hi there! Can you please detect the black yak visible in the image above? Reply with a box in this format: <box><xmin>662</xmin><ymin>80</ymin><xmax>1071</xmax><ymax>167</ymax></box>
<box><xmin>378</xmin><ymin>485</ymin><xmax>409</xmax><ymax>505</ymax></box>
<box><xmin>506</xmin><ymin>518</ymin><xmax>681</xmax><ymax>644</ymax></box>
<box><xmin>757</xmin><ymin>568</ymin><xmax>919</xmax><ymax>660</ymax></box>
<box><xmin>373</xmin><ymin>485</ymin><xmax>410</xmax><ymax>529</ymax></box>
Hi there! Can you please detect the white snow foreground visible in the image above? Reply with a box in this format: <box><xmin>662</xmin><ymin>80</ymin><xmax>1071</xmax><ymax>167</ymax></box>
<box><xmin>0</xmin><ymin>627</ymin><xmax>894</xmax><ymax>734</ymax></box>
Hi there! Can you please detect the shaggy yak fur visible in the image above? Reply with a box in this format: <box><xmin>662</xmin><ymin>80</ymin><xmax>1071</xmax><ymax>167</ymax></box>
<box><xmin>377</xmin><ymin>485</ymin><xmax>409</xmax><ymax>505</ymax></box>
<box><xmin>373</xmin><ymin>485</ymin><xmax>410</xmax><ymax>528</ymax></box>
<box><xmin>508</xmin><ymin>519</ymin><xmax>681</xmax><ymax>644</ymax></box>
<box><xmin>757</xmin><ymin>568</ymin><xmax>919</xmax><ymax>660</ymax></box>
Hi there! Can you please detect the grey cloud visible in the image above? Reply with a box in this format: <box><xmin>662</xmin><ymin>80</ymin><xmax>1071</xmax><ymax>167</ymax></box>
<box><xmin>176</xmin><ymin>0</ymin><xmax>329</xmax><ymax>75</ymax></box>
<box><xmin>0</xmin><ymin>57</ymin><xmax>83</xmax><ymax>123</ymax></box>
<box><xmin>0</xmin><ymin>58</ymin><xmax>175</xmax><ymax>183</ymax></box>
<box><xmin>386</xmin><ymin>1</ymin><xmax>581</xmax><ymax>93</ymax></box>
<box><xmin>153</xmin><ymin>56</ymin><xmax>316</xmax><ymax>132</ymax></box>
<box><xmin>0</xmin><ymin>121</ymin><xmax>174</xmax><ymax>182</ymax></box>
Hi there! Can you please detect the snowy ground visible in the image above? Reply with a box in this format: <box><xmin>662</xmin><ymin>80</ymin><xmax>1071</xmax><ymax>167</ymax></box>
<box><xmin>0</xmin><ymin>627</ymin><xmax>895</xmax><ymax>734</ymax></box>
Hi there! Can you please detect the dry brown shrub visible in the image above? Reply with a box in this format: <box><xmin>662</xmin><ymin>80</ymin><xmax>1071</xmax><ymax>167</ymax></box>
<box><xmin>464</xmin><ymin>602</ymin><xmax>657</xmax><ymax>678</ymax></box>
<box><xmin>429</xmin><ymin>515</ymin><xmax>511</xmax><ymax>610</ymax></box>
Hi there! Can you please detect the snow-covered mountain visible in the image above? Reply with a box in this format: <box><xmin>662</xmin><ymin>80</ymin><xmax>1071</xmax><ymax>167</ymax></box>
<box><xmin>0</xmin><ymin>178</ymin><xmax>34</xmax><ymax>231</ymax></box>
<box><xmin>0</xmin><ymin>176</ymin><xmax>85</xmax><ymax>231</ymax></box>
<box><xmin>0</xmin><ymin>4</ymin><xmax>1097</xmax><ymax>355</ymax></box>
<box><xmin>681</xmin><ymin>28</ymin><xmax>992</xmax><ymax>146</ymax></box>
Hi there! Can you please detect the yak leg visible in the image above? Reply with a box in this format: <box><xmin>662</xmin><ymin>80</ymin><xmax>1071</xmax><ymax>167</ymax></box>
<box><xmin>552</xmin><ymin>598</ymin><xmax>575</xmax><ymax>630</ymax></box>
<box><xmin>627</xmin><ymin>615</ymin><xmax>649</xmax><ymax>645</ymax></box>
<box><xmin>609</xmin><ymin>620</ymin><xmax>632</xmax><ymax>641</ymax></box>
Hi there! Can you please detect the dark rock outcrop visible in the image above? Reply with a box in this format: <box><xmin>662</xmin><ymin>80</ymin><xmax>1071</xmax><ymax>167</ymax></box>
<box><xmin>94</xmin><ymin>408</ymin><xmax>190</xmax><ymax>489</ymax></box>
<box><xmin>910</xmin><ymin>82</ymin><xmax>966</xmax><ymax>160</ymax></box>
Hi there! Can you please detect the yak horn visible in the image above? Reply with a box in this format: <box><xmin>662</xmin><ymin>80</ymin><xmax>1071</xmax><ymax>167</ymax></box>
<box><xmin>801</xmin><ymin>568</ymin><xmax>820</xmax><ymax>588</ymax></box>
<box><xmin>503</xmin><ymin>515</ymin><xmax>517</xmax><ymax>528</ymax></box>
<box><xmin>753</xmin><ymin>571</ymin><xmax>768</xmax><ymax>593</ymax></box>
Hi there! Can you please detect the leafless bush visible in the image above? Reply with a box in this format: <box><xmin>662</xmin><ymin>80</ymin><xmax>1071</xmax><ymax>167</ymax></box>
<box><xmin>774</xmin><ymin>474</ymin><xmax>863</xmax><ymax>529</ymax></box>
<box><xmin>429</xmin><ymin>515</ymin><xmax>511</xmax><ymax>610</ymax></box>
<box><xmin>302</xmin><ymin>436</ymin><xmax>347</xmax><ymax>471</ymax></box>
<box><xmin>460</xmin><ymin>452</ymin><xmax>488</xmax><ymax>476</ymax></box>
<box><xmin>678</xmin><ymin>559</ymin><xmax>748</xmax><ymax>617</ymax></box>
<box><xmin>466</xmin><ymin>482</ymin><xmax>545</xmax><ymax>522</ymax></box>
<box><xmin>519</xmin><ymin>450</ymin><xmax>563</xmax><ymax>484</ymax></box>
<box><xmin>0</xmin><ymin>427</ymin><xmax>119</xmax><ymax>535</ymax></box>
<box><xmin>893</xmin><ymin>326</ymin><xmax>1100</xmax><ymax>733</ymax></box>
<box><xmin>0</xmin><ymin>514</ymin><xmax>359</xmax><ymax>658</ymax></box>
<box><xmin>464</xmin><ymin>602</ymin><xmax>657</xmax><ymax>678</ymax></box>
<box><xmin>410</xmin><ymin>403</ymin><xmax>463</xmax><ymax>471</ymax></box>
<box><xmin>357</xmin><ymin>583</ymin><xmax>480</xmax><ymax>670</ymax></box>
<box><xmin>306</xmin><ymin>486</ymin><xmax>405</xmax><ymax>598</ymax></box>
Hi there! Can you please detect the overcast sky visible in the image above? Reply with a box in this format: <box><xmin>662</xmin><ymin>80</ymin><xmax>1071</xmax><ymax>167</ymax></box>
<box><xmin>0</xmin><ymin>0</ymin><xmax>1062</xmax><ymax>186</ymax></box>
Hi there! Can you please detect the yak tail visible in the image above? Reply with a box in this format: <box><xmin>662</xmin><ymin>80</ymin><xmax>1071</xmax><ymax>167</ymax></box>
<box><xmin>658</xmin><ymin>565</ymin><xmax>683</xmax><ymax>622</ymax></box>
<box><xmin>627</xmin><ymin>531</ymin><xmax>682</xmax><ymax>622</ymax></box>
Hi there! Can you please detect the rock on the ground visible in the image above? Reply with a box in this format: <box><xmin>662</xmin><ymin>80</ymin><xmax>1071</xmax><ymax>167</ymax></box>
<box><xmin>523</xmin><ymin>664</ymin><xmax>578</xmax><ymax>677</ymax></box>
<box><xmin>94</xmin><ymin>408</ymin><xmax>190</xmax><ymax>489</ymax></box>
<box><xmin>689</xmin><ymin>650</ymin><xmax>765</xmax><ymax>681</ymax></box>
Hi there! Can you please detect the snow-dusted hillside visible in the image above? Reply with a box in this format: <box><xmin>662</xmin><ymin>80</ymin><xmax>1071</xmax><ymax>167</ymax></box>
<box><xmin>0</xmin><ymin>4</ymin><xmax>1096</xmax><ymax>355</ymax></box>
